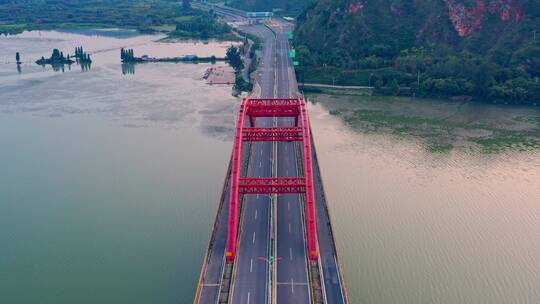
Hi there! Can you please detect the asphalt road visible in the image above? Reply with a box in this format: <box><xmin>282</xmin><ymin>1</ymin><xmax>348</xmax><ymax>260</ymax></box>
<box><xmin>231</xmin><ymin>24</ymin><xmax>275</xmax><ymax>304</ymax></box>
<box><xmin>196</xmin><ymin>6</ymin><xmax>347</xmax><ymax>303</ymax></box>
<box><xmin>274</xmin><ymin>29</ymin><xmax>311</xmax><ymax>304</ymax></box>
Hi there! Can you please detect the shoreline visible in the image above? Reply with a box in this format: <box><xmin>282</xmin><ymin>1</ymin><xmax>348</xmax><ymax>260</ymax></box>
<box><xmin>302</xmin><ymin>82</ymin><xmax>539</xmax><ymax>107</ymax></box>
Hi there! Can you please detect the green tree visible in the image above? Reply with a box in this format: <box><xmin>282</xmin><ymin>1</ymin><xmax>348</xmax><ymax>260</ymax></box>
<box><xmin>201</xmin><ymin>29</ymin><xmax>209</xmax><ymax>40</ymax></box>
<box><xmin>226</xmin><ymin>46</ymin><xmax>244</xmax><ymax>71</ymax></box>
<box><xmin>183</xmin><ymin>0</ymin><xmax>191</xmax><ymax>11</ymax></box>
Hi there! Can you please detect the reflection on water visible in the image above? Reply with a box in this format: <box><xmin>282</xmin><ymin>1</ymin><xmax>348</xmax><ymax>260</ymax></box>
<box><xmin>122</xmin><ymin>63</ymin><xmax>135</xmax><ymax>75</ymax></box>
<box><xmin>80</xmin><ymin>61</ymin><xmax>91</xmax><ymax>72</ymax></box>
<box><xmin>308</xmin><ymin>94</ymin><xmax>540</xmax><ymax>304</ymax></box>
<box><xmin>0</xmin><ymin>30</ymin><xmax>239</xmax><ymax>304</ymax></box>
<box><xmin>43</xmin><ymin>62</ymin><xmax>72</xmax><ymax>72</ymax></box>
<box><xmin>58</xmin><ymin>28</ymin><xmax>142</xmax><ymax>39</ymax></box>
<box><xmin>0</xmin><ymin>30</ymin><xmax>238</xmax><ymax>138</ymax></box>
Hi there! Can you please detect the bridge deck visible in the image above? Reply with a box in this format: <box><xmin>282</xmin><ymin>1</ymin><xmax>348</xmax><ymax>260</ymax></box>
<box><xmin>194</xmin><ymin>6</ymin><xmax>348</xmax><ymax>304</ymax></box>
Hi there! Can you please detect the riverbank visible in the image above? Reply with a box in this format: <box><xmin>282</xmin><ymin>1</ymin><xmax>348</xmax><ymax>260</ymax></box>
<box><xmin>204</xmin><ymin>66</ymin><xmax>235</xmax><ymax>85</ymax></box>
<box><xmin>297</xmin><ymin>65</ymin><xmax>540</xmax><ymax>107</ymax></box>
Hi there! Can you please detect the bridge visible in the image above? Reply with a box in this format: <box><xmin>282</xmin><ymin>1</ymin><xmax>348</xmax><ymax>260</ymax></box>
<box><xmin>193</xmin><ymin>5</ymin><xmax>348</xmax><ymax>304</ymax></box>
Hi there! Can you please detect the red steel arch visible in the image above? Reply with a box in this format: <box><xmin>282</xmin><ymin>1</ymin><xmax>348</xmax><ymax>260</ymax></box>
<box><xmin>225</xmin><ymin>98</ymin><xmax>318</xmax><ymax>262</ymax></box>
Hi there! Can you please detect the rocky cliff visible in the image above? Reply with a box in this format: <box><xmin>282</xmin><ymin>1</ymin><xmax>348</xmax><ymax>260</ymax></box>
<box><xmin>294</xmin><ymin>0</ymin><xmax>540</xmax><ymax>104</ymax></box>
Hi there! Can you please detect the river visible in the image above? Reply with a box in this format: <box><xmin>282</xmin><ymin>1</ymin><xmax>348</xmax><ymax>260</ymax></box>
<box><xmin>0</xmin><ymin>30</ymin><xmax>237</xmax><ymax>304</ymax></box>
<box><xmin>308</xmin><ymin>94</ymin><xmax>540</xmax><ymax>303</ymax></box>
<box><xmin>1</xmin><ymin>30</ymin><xmax>539</xmax><ymax>304</ymax></box>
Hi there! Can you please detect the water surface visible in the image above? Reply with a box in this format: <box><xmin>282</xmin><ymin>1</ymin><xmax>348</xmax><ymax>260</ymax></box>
<box><xmin>0</xmin><ymin>30</ymin><xmax>238</xmax><ymax>304</ymax></box>
<box><xmin>308</xmin><ymin>94</ymin><xmax>540</xmax><ymax>304</ymax></box>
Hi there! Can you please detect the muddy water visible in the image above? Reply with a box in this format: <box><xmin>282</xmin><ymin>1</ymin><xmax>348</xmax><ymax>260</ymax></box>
<box><xmin>0</xmin><ymin>30</ymin><xmax>238</xmax><ymax>304</ymax></box>
<box><xmin>308</xmin><ymin>94</ymin><xmax>540</xmax><ymax>304</ymax></box>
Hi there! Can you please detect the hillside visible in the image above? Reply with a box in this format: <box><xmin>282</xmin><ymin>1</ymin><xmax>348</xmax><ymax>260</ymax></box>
<box><xmin>294</xmin><ymin>0</ymin><xmax>540</xmax><ymax>105</ymax></box>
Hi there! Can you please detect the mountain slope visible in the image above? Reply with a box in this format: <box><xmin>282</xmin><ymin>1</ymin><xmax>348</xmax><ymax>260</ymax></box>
<box><xmin>294</xmin><ymin>0</ymin><xmax>540</xmax><ymax>105</ymax></box>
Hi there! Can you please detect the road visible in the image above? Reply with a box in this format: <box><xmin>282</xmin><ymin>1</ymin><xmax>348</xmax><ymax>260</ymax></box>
<box><xmin>228</xmin><ymin>22</ymin><xmax>313</xmax><ymax>304</ymax></box>
<box><xmin>274</xmin><ymin>27</ymin><xmax>311</xmax><ymax>304</ymax></box>
<box><xmin>230</xmin><ymin>24</ymin><xmax>275</xmax><ymax>304</ymax></box>
<box><xmin>196</xmin><ymin>6</ymin><xmax>348</xmax><ymax>304</ymax></box>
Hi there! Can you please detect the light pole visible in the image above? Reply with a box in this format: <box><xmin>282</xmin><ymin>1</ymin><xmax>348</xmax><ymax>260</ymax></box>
<box><xmin>258</xmin><ymin>255</ymin><xmax>282</xmax><ymax>304</ymax></box>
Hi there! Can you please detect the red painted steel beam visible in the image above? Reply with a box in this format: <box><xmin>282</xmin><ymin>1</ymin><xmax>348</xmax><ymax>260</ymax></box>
<box><xmin>225</xmin><ymin>101</ymin><xmax>247</xmax><ymax>262</ymax></box>
<box><xmin>299</xmin><ymin>102</ymin><xmax>319</xmax><ymax>261</ymax></box>
<box><xmin>243</xmin><ymin>127</ymin><xmax>303</xmax><ymax>142</ymax></box>
<box><xmin>245</xmin><ymin>98</ymin><xmax>302</xmax><ymax>107</ymax></box>
<box><xmin>239</xmin><ymin>177</ymin><xmax>306</xmax><ymax>194</ymax></box>
<box><xmin>246</xmin><ymin>106</ymin><xmax>300</xmax><ymax>118</ymax></box>
<box><xmin>245</xmin><ymin>98</ymin><xmax>302</xmax><ymax>119</ymax></box>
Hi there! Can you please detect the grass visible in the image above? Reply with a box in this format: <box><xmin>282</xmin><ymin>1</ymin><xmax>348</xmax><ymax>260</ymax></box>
<box><xmin>331</xmin><ymin>108</ymin><xmax>540</xmax><ymax>154</ymax></box>
<box><xmin>149</xmin><ymin>24</ymin><xmax>176</xmax><ymax>33</ymax></box>
<box><xmin>427</xmin><ymin>144</ymin><xmax>454</xmax><ymax>153</ymax></box>
<box><xmin>302</xmin><ymin>86</ymin><xmax>372</xmax><ymax>96</ymax></box>
<box><xmin>0</xmin><ymin>23</ymin><xmax>30</xmax><ymax>35</ymax></box>
<box><xmin>469</xmin><ymin>133</ymin><xmax>540</xmax><ymax>153</ymax></box>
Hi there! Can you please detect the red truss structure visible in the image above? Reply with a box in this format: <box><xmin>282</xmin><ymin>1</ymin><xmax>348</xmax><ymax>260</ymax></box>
<box><xmin>226</xmin><ymin>98</ymin><xmax>318</xmax><ymax>262</ymax></box>
<box><xmin>242</xmin><ymin>127</ymin><xmax>303</xmax><ymax>142</ymax></box>
<box><xmin>239</xmin><ymin>177</ymin><xmax>306</xmax><ymax>194</ymax></box>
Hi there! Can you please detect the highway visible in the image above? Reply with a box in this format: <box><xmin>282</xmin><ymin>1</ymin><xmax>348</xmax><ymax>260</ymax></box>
<box><xmin>274</xmin><ymin>27</ymin><xmax>311</xmax><ymax>304</ymax></box>
<box><xmin>230</xmin><ymin>24</ymin><xmax>275</xmax><ymax>304</ymax></box>
<box><xmin>195</xmin><ymin>5</ymin><xmax>348</xmax><ymax>304</ymax></box>
<box><xmin>231</xmin><ymin>23</ymin><xmax>312</xmax><ymax>304</ymax></box>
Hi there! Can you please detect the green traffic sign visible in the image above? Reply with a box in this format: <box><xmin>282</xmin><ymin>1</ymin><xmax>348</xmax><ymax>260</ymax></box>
<box><xmin>293</xmin><ymin>61</ymin><xmax>299</xmax><ymax>66</ymax></box>
<box><xmin>289</xmin><ymin>50</ymin><xmax>296</xmax><ymax>58</ymax></box>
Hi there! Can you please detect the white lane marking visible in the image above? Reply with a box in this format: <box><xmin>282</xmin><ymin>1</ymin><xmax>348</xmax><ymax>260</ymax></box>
<box><xmin>291</xmin><ymin>278</ymin><xmax>295</xmax><ymax>294</ymax></box>
<box><xmin>247</xmin><ymin>291</ymin><xmax>251</xmax><ymax>304</ymax></box>
<box><xmin>289</xmin><ymin>223</ymin><xmax>291</xmax><ymax>234</ymax></box>
<box><xmin>254</xmin><ymin>209</ymin><xmax>258</xmax><ymax>220</ymax></box>
<box><xmin>257</xmin><ymin>194</ymin><xmax>259</xmax><ymax>199</ymax></box>
<box><xmin>260</xmin><ymin>149</ymin><xmax>263</xmax><ymax>156</ymax></box>
<box><xmin>288</xmin><ymin>201</ymin><xmax>290</xmax><ymax>211</ymax></box>
<box><xmin>252</xmin><ymin>232</ymin><xmax>256</xmax><ymax>244</ymax></box>
<box><xmin>259</xmin><ymin>161</ymin><xmax>262</xmax><ymax>168</ymax></box>
<box><xmin>290</xmin><ymin>247</ymin><xmax>293</xmax><ymax>261</ymax></box>
<box><xmin>250</xmin><ymin>258</ymin><xmax>253</xmax><ymax>273</ymax></box>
